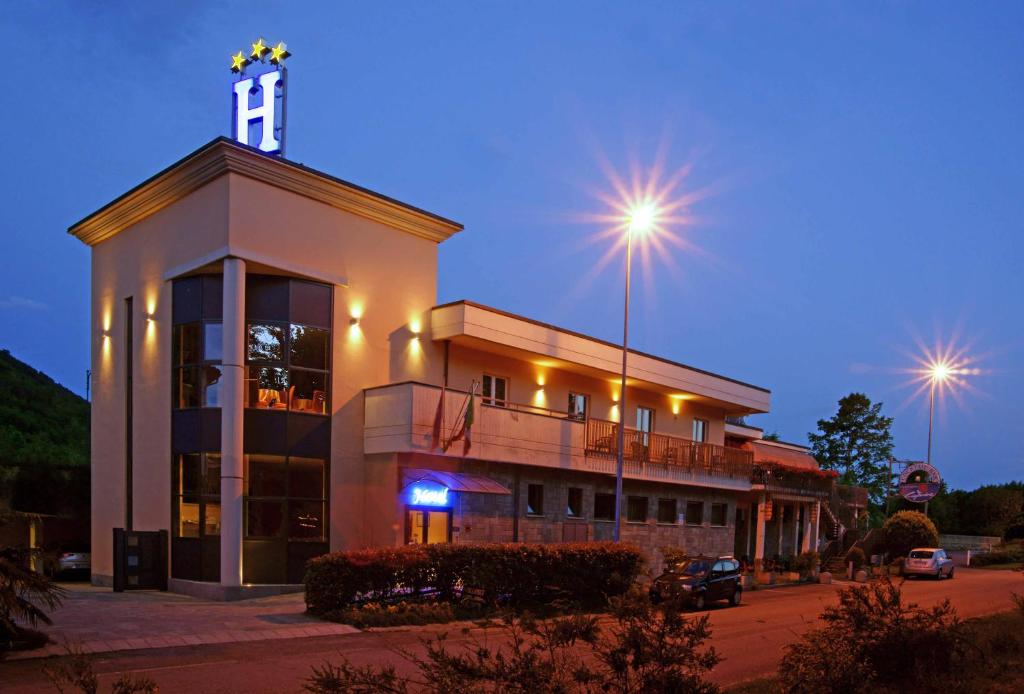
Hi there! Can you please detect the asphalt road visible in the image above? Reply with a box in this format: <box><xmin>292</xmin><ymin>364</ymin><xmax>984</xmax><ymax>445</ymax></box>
<box><xmin>2</xmin><ymin>568</ymin><xmax>1019</xmax><ymax>693</ymax></box>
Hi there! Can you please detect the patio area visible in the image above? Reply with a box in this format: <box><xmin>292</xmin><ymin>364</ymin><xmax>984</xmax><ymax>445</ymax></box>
<box><xmin>9</xmin><ymin>583</ymin><xmax>357</xmax><ymax>661</ymax></box>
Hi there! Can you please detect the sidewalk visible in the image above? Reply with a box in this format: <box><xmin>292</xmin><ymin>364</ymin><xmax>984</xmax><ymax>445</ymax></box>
<box><xmin>9</xmin><ymin>583</ymin><xmax>358</xmax><ymax>661</ymax></box>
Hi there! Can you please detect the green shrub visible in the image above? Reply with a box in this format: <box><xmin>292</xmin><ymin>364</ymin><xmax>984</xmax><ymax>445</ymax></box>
<box><xmin>305</xmin><ymin>542</ymin><xmax>644</xmax><ymax>617</ymax></box>
<box><xmin>792</xmin><ymin>551</ymin><xmax>819</xmax><ymax>574</ymax></box>
<box><xmin>305</xmin><ymin>589</ymin><xmax>722</xmax><ymax>694</ymax></box>
<box><xmin>971</xmin><ymin>546</ymin><xmax>1024</xmax><ymax>566</ymax></box>
<box><xmin>845</xmin><ymin>547</ymin><xmax>866</xmax><ymax>569</ymax></box>
<box><xmin>882</xmin><ymin>511</ymin><xmax>939</xmax><ymax>558</ymax></box>
<box><xmin>327</xmin><ymin>600</ymin><xmax>457</xmax><ymax>628</ymax></box>
<box><xmin>778</xmin><ymin>579</ymin><xmax>967</xmax><ymax>693</ymax></box>
<box><xmin>660</xmin><ymin>545</ymin><xmax>688</xmax><ymax>567</ymax></box>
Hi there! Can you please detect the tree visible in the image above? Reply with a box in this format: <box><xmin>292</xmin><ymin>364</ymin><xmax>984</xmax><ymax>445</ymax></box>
<box><xmin>882</xmin><ymin>511</ymin><xmax>938</xmax><ymax>558</ymax></box>
<box><xmin>808</xmin><ymin>393</ymin><xmax>894</xmax><ymax>506</ymax></box>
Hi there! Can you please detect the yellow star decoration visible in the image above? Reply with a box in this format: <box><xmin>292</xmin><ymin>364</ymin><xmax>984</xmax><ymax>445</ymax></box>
<box><xmin>230</xmin><ymin>51</ymin><xmax>249</xmax><ymax>73</ymax></box>
<box><xmin>250</xmin><ymin>37</ymin><xmax>268</xmax><ymax>60</ymax></box>
<box><xmin>269</xmin><ymin>42</ymin><xmax>291</xmax><ymax>65</ymax></box>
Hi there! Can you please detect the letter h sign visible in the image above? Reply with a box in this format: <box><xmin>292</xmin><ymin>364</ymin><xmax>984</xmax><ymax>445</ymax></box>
<box><xmin>233</xmin><ymin>69</ymin><xmax>286</xmax><ymax>155</ymax></box>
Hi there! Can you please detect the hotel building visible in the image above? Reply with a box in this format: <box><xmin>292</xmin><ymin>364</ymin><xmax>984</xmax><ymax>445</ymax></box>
<box><xmin>73</xmin><ymin>137</ymin><xmax>864</xmax><ymax>598</ymax></box>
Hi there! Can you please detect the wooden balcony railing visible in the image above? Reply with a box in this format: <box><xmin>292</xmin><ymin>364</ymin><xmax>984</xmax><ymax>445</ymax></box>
<box><xmin>835</xmin><ymin>483</ymin><xmax>869</xmax><ymax>508</ymax></box>
<box><xmin>751</xmin><ymin>463</ymin><xmax>834</xmax><ymax>498</ymax></box>
<box><xmin>584</xmin><ymin>417</ymin><xmax>753</xmax><ymax>476</ymax></box>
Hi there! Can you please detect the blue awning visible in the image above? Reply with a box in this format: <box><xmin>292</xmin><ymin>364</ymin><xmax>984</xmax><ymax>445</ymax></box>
<box><xmin>401</xmin><ymin>468</ymin><xmax>511</xmax><ymax>495</ymax></box>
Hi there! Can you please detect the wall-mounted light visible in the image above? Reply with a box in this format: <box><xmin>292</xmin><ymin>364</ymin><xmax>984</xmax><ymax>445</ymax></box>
<box><xmin>349</xmin><ymin>317</ymin><xmax>360</xmax><ymax>327</ymax></box>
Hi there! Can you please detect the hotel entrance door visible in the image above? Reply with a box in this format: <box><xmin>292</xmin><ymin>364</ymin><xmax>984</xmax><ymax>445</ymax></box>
<box><xmin>406</xmin><ymin>508</ymin><xmax>451</xmax><ymax>544</ymax></box>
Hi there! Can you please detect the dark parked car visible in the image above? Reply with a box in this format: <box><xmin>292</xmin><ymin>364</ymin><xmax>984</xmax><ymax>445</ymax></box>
<box><xmin>650</xmin><ymin>556</ymin><xmax>742</xmax><ymax>610</ymax></box>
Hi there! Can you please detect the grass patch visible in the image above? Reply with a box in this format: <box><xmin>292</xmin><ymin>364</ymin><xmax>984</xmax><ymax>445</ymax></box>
<box><xmin>727</xmin><ymin>608</ymin><xmax>1024</xmax><ymax>693</ymax></box>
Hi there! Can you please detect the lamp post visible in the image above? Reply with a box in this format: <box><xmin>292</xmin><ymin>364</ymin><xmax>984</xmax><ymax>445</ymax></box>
<box><xmin>923</xmin><ymin>362</ymin><xmax>950</xmax><ymax>516</ymax></box>
<box><xmin>613</xmin><ymin>205</ymin><xmax>655</xmax><ymax>541</ymax></box>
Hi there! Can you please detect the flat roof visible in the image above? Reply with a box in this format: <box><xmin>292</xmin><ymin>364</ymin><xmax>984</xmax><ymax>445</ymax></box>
<box><xmin>432</xmin><ymin>300</ymin><xmax>771</xmax><ymax>414</ymax></box>
<box><xmin>435</xmin><ymin>299</ymin><xmax>770</xmax><ymax>394</ymax></box>
<box><xmin>69</xmin><ymin>137</ymin><xmax>463</xmax><ymax>245</ymax></box>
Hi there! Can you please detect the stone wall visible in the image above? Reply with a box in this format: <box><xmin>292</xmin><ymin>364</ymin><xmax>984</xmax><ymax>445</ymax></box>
<box><xmin>449</xmin><ymin>461</ymin><xmax>738</xmax><ymax>575</ymax></box>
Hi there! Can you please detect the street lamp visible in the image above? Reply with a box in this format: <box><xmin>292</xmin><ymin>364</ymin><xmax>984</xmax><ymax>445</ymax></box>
<box><xmin>925</xmin><ymin>361</ymin><xmax>951</xmax><ymax>466</ymax></box>
<box><xmin>613</xmin><ymin>204</ymin><xmax>656</xmax><ymax>541</ymax></box>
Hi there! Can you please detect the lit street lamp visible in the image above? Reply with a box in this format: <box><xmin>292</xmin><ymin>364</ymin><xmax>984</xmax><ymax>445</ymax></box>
<box><xmin>925</xmin><ymin>361</ymin><xmax>951</xmax><ymax>466</ymax></box>
<box><xmin>613</xmin><ymin>204</ymin><xmax>655</xmax><ymax>541</ymax></box>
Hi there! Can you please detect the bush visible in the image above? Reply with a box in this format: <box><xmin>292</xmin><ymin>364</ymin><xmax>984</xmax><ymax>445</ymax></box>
<box><xmin>328</xmin><ymin>600</ymin><xmax>457</xmax><ymax>628</ymax></box>
<box><xmin>659</xmin><ymin>545</ymin><xmax>688</xmax><ymax>567</ymax></box>
<box><xmin>882</xmin><ymin>511</ymin><xmax>938</xmax><ymax>558</ymax></box>
<box><xmin>305</xmin><ymin>542</ymin><xmax>644</xmax><ymax>617</ymax></box>
<box><xmin>778</xmin><ymin>579</ymin><xmax>967</xmax><ymax>693</ymax></box>
<box><xmin>305</xmin><ymin>589</ymin><xmax>721</xmax><ymax>694</ymax></box>
<box><xmin>791</xmin><ymin>551</ymin><xmax>819</xmax><ymax>574</ymax></box>
<box><xmin>970</xmin><ymin>545</ymin><xmax>1024</xmax><ymax>566</ymax></box>
<box><xmin>845</xmin><ymin>547</ymin><xmax>866</xmax><ymax>569</ymax></box>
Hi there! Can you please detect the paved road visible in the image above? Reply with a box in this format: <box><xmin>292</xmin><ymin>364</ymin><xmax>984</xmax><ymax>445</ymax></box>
<box><xmin>2</xmin><ymin>568</ymin><xmax>1019</xmax><ymax>692</ymax></box>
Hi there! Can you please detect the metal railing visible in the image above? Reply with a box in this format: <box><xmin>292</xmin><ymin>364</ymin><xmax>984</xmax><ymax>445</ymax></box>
<box><xmin>751</xmin><ymin>463</ymin><xmax>834</xmax><ymax>498</ymax></box>
<box><xmin>584</xmin><ymin>418</ymin><xmax>753</xmax><ymax>475</ymax></box>
<box><xmin>835</xmin><ymin>483</ymin><xmax>869</xmax><ymax>508</ymax></box>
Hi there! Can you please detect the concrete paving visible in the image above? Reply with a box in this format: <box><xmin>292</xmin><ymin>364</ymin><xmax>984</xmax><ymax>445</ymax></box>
<box><xmin>5</xmin><ymin>583</ymin><xmax>357</xmax><ymax>661</ymax></box>
<box><xmin>1</xmin><ymin>569</ymin><xmax>1019</xmax><ymax>692</ymax></box>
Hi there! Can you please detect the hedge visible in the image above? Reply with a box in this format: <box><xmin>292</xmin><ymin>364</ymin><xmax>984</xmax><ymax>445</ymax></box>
<box><xmin>304</xmin><ymin>542</ymin><xmax>644</xmax><ymax>616</ymax></box>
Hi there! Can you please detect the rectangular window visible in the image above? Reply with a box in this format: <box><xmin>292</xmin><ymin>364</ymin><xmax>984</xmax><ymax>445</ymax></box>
<box><xmin>627</xmin><ymin>496</ymin><xmax>648</xmax><ymax>523</ymax></box>
<box><xmin>203</xmin><ymin>322</ymin><xmax>223</xmax><ymax>362</ymax></box>
<box><xmin>202</xmin><ymin>365</ymin><xmax>223</xmax><ymax>407</ymax></box>
<box><xmin>567</xmin><ymin>487</ymin><xmax>583</xmax><ymax>518</ymax></box>
<box><xmin>693</xmin><ymin>418</ymin><xmax>708</xmax><ymax>443</ymax></box>
<box><xmin>245</xmin><ymin>455</ymin><xmax>287</xmax><ymax>497</ymax></box>
<box><xmin>289</xmin><ymin>368</ymin><xmax>328</xmax><ymax>414</ymax></box>
<box><xmin>247</xmin><ymin>323</ymin><xmax>286</xmax><ymax>362</ymax></box>
<box><xmin>685</xmin><ymin>500</ymin><xmax>704</xmax><ymax>526</ymax></box>
<box><xmin>657</xmin><ymin>498</ymin><xmax>678</xmax><ymax>524</ymax></box>
<box><xmin>246</xmin><ymin>366</ymin><xmax>289</xmax><ymax>409</ymax></box>
<box><xmin>637</xmin><ymin>406</ymin><xmax>655</xmax><ymax>445</ymax></box>
<box><xmin>289</xmin><ymin>324</ymin><xmax>329</xmax><ymax>370</ymax></box>
<box><xmin>172</xmin><ymin>453</ymin><xmax>220</xmax><ymax>538</ymax></box>
<box><xmin>482</xmin><ymin>374</ymin><xmax>508</xmax><ymax>407</ymax></box>
<box><xmin>710</xmin><ymin>503</ymin><xmax>727</xmax><ymax>527</ymax></box>
<box><xmin>526</xmin><ymin>484</ymin><xmax>544</xmax><ymax>516</ymax></box>
<box><xmin>594</xmin><ymin>493</ymin><xmax>616</xmax><ymax>521</ymax></box>
<box><xmin>173</xmin><ymin>323</ymin><xmax>201</xmax><ymax>366</ymax></box>
<box><xmin>568</xmin><ymin>392</ymin><xmax>589</xmax><ymax>421</ymax></box>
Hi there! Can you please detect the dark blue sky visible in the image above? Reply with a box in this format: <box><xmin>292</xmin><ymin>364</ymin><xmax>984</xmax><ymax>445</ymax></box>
<box><xmin>3</xmin><ymin>3</ymin><xmax>1021</xmax><ymax>489</ymax></box>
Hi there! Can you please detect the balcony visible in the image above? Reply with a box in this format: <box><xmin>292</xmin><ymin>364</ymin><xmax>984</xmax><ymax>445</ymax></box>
<box><xmin>364</xmin><ymin>382</ymin><xmax>754</xmax><ymax>490</ymax></box>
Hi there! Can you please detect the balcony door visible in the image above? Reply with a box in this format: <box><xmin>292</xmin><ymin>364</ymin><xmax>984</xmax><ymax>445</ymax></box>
<box><xmin>636</xmin><ymin>406</ymin><xmax>655</xmax><ymax>445</ymax></box>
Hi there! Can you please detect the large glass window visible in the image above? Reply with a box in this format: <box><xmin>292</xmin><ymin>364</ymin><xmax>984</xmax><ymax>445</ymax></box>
<box><xmin>693</xmin><ymin>418</ymin><xmax>708</xmax><ymax>443</ymax></box>
<box><xmin>172</xmin><ymin>453</ymin><xmax>221</xmax><ymax>538</ymax></box>
<box><xmin>710</xmin><ymin>503</ymin><xmax>728</xmax><ymax>527</ymax></box>
<box><xmin>627</xmin><ymin>496</ymin><xmax>648</xmax><ymax>523</ymax></box>
<box><xmin>244</xmin><ymin>455</ymin><xmax>327</xmax><ymax>541</ymax></box>
<box><xmin>246</xmin><ymin>322</ymin><xmax>329</xmax><ymax>415</ymax></box>
<box><xmin>685</xmin><ymin>500</ymin><xmax>704</xmax><ymax>526</ymax></box>
<box><xmin>658</xmin><ymin>498</ymin><xmax>678</xmax><ymax>524</ymax></box>
<box><xmin>173</xmin><ymin>321</ymin><xmax>223</xmax><ymax>409</ymax></box>
<box><xmin>568</xmin><ymin>392</ymin><xmax>588</xmax><ymax>421</ymax></box>
<box><xmin>482</xmin><ymin>374</ymin><xmax>508</xmax><ymax>407</ymax></box>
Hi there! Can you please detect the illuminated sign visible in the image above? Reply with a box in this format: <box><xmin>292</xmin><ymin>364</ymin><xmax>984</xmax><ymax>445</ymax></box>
<box><xmin>229</xmin><ymin>38</ymin><xmax>290</xmax><ymax>156</ymax></box>
<box><xmin>898</xmin><ymin>462</ymin><xmax>942</xmax><ymax>503</ymax></box>
<box><xmin>411</xmin><ymin>486</ymin><xmax>450</xmax><ymax>506</ymax></box>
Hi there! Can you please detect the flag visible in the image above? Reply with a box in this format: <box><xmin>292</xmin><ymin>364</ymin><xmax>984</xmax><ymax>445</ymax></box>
<box><xmin>430</xmin><ymin>385</ymin><xmax>446</xmax><ymax>450</ymax></box>
<box><xmin>462</xmin><ymin>391</ymin><xmax>475</xmax><ymax>455</ymax></box>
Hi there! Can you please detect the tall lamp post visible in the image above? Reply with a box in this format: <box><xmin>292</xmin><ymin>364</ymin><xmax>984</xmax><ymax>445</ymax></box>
<box><xmin>613</xmin><ymin>205</ymin><xmax>655</xmax><ymax>541</ymax></box>
<box><xmin>923</xmin><ymin>362</ymin><xmax>951</xmax><ymax>516</ymax></box>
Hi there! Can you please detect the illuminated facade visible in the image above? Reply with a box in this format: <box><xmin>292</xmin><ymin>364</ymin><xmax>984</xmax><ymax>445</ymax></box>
<box><xmin>73</xmin><ymin>138</ymin><xmax>858</xmax><ymax>598</ymax></box>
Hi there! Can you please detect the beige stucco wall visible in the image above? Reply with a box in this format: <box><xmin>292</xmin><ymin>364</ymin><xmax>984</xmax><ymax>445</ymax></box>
<box><xmin>225</xmin><ymin>173</ymin><xmax>445</xmax><ymax>551</ymax></box>
<box><xmin>90</xmin><ymin>177</ymin><xmax>231</xmax><ymax>581</ymax></box>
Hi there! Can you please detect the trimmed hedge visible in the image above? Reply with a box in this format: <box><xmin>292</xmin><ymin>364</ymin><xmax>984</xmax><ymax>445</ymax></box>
<box><xmin>304</xmin><ymin>542</ymin><xmax>644</xmax><ymax>616</ymax></box>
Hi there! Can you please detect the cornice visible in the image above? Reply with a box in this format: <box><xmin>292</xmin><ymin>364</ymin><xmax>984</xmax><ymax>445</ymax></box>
<box><xmin>68</xmin><ymin>138</ymin><xmax>463</xmax><ymax>247</ymax></box>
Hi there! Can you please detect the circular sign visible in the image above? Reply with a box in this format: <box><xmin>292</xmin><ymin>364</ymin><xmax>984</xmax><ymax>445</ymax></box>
<box><xmin>898</xmin><ymin>462</ymin><xmax>942</xmax><ymax>503</ymax></box>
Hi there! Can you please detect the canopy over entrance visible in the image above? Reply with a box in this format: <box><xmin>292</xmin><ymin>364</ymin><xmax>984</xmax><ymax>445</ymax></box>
<box><xmin>401</xmin><ymin>468</ymin><xmax>511</xmax><ymax>495</ymax></box>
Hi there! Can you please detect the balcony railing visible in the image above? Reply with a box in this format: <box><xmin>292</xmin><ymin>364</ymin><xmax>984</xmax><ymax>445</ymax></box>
<box><xmin>584</xmin><ymin>417</ymin><xmax>753</xmax><ymax>476</ymax></box>
<box><xmin>835</xmin><ymin>483</ymin><xmax>869</xmax><ymax>508</ymax></box>
<box><xmin>750</xmin><ymin>462</ymin><xmax>834</xmax><ymax>498</ymax></box>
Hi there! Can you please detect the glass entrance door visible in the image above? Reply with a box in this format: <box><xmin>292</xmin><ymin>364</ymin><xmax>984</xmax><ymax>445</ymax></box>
<box><xmin>406</xmin><ymin>508</ymin><xmax>451</xmax><ymax>544</ymax></box>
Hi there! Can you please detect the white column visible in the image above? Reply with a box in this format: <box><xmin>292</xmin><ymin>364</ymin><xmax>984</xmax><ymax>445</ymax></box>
<box><xmin>801</xmin><ymin>503</ymin><xmax>812</xmax><ymax>553</ymax></box>
<box><xmin>746</xmin><ymin>503</ymin><xmax>754</xmax><ymax>558</ymax></box>
<box><xmin>813</xmin><ymin>501</ymin><xmax>821</xmax><ymax>552</ymax></box>
<box><xmin>776</xmin><ymin>503</ymin><xmax>784</xmax><ymax>556</ymax></box>
<box><xmin>220</xmin><ymin>258</ymin><xmax>246</xmax><ymax>588</ymax></box>
<box><xmin>754</xmin><ymin>494</ymin><xmax>767</xmax><ymax>569</ymax></box>
<box><xmin>792</xmin><ymin>503</ymin><xmax>801</xmax><ymax>555</ymax></box>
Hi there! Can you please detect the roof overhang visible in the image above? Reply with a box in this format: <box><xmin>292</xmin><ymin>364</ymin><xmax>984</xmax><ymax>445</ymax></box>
<box><xmin>68</xmin><ymin>137</ymin><xmax>463</xmax><ymax>247</ymax></box>
<box><xmin>431</xmin><ymin>301</ymin><xmax>771</xmax><ymax>415</ymax></box>
<box><xmin>401</xmin><ymin>468</ymin><xmax>511</xmax><ymax>495</ymax></box>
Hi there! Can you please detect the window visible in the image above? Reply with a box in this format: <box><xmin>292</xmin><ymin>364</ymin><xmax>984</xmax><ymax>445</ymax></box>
<box><xmin>636</xmin><ymin>406</ymin><xmax>655</xmax><ymax>445</ymax></box>
<box><xmin>657</xmin><ymin>498</ymin><xmax>678</xmax><ymax>524</ymax></box>
<box><xmin>627</xmin><ymin>496</ymin><xmax>648</xmax><ymax>523</ymax></box>
<box><xmin>692</xmin><ymin>418</ymin><xmax>708</xmax><ymax>443</ymax></box>
<box><xmin>482</xmin><ymin>374</ymin><xmax>508</xmax><ymax>407</ymax></box>
<box><xmin>568</xmin><ymin>392</ymin><xmax>589</xmax><ymax>421</ymax></box>
<box><xmin>172</xmin><ymin>453</ymin><xmax>220</xmax><ymax>538</ymax></box>
<box><xmin>246</xmin><ymin>322</ymin><xmax>329</xmax><ymax>414</ymax></box>
<box><xmin>685</xmin><ymin>500</ymin><xmax>704</xmax><ymax>526</ymax></box>
<box><xmin>594</xmin><ymin>493</ymin><xmax>616</xmax><ymax>521</ymax></box>
<box><xmin>244</xmin><ymin>454</ymin><xmax>327</xmax><ymax>541</ymax></box>
<box><xmin>567</xmin><ymin>487</ymin><xmax>583</xmax><ymax>518</ymax></box>
<box><xmin>173</xmin><ymin>322</ymin><xmax>223</xmax><ymax>409</ymax></box>
<box><xmin>526</xmin><ymin>484</ymin><xmax>544</xmax><ymax>516</ymax></box>
<box><xmin>710</xmin><ymin>503</ymin><xmax>727</xmax><ymax>527</ymax></box>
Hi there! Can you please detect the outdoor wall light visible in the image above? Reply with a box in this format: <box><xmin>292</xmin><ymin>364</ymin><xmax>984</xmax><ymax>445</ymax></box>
<box><xmin>349</xmin><ymin>317</ymin><xmax>360</xmax><ymax>327</ymax></box>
